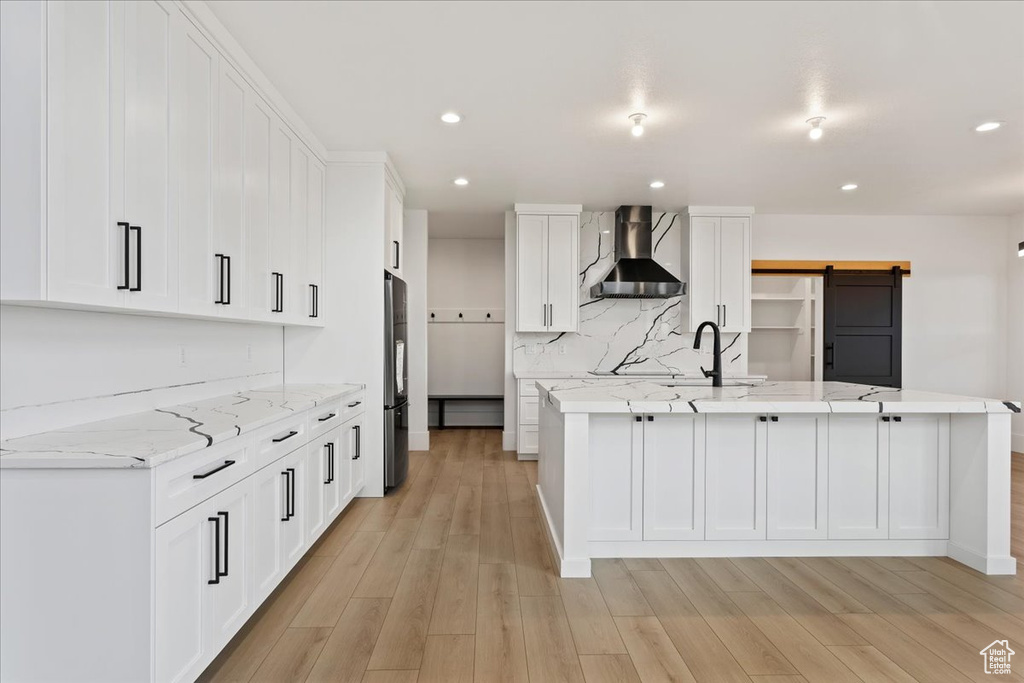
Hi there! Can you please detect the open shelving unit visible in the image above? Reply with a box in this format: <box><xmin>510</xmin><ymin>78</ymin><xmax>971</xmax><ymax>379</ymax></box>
<box><xmin>748</xmin><ymin>275</ymin><xmax>824</xmax><ymax>381</ymax></box>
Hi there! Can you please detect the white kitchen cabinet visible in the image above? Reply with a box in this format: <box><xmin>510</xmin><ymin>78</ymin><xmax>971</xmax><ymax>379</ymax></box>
<box><xmin>268</xmin><ymin>115</ymin><xmax>293</xmax><ymax>319</ymax></box>
<box><xmin>244</xmin><ymin>93</ymin><xmax>274</xmax><ymax>322</ymax></box>
<box><xmin>213</xmin><ymin>59</ymin><xmax>248</xmax><ymax>316</ymax></box>
<box><xmin>829</xmin><ymin>415</ymin><xmax>889</xmax><ymax>539</ymax></box>
<box><xmin>205</xmin><ymin>477</ymin><xmax>255</xmax><ymax>653</ymax></box>
<box><xmin>279</xmin><ymin>445</ymin><xmax>308</xmax><ymax>572</ymax></box>
<box><xmin>589</xmin><ymin>414</ymin><xmax>643</xmax><ymax>541</ymax></box>
<box><xmin>348</xmin><ymin>415</ymin><xmax>366</xmax><ymax>496</ymax></box>
<box><xmin>320</xmin><ymin>426</ymin><xmax>345</xmax><ymax>523</ymax></box>
<box><xmin>766</xmin><ymin>414</ymin><xmax>828</xmax><ymax>539</ymax></box>
<box><xmin>683</xmin><ymin>208</ymin><xmax>752</xmax><ymax>333</ymax></box>
<box><xmin>289</xmin><ymin>143</ymin><xmax>310</xmax><ymax>323</ymax></box>
<box><xmin>252</xmin><ymin>459</ymin><xmax>285</xmax><ymax>601</ymax></box>
<box><xmin>306</xmin><ymin>160</ymin><xmax>325</xmax><ymax>322</ymax></box>
<box><xmin>175</xmin><ymin>16</ymin><xmax>219</xmax><ymax>318</ymax></box>
<box><xmin>642</xmin><ymin>414</ymin><xmax>705</xmax><ymax>540</ymax></box>
<box><xmin>889</xmin><ymin>414</ymin><xmax>950</xmax><ymax>539</ymax></box>
<box><xmin>705</xmin><ymin>414</ymin><xmax>766</xmax><ymax>540</ymax></box>
<box><xmin>304</xmin><ymin>431</ymin><xmax>327</xmax><ymax>542</ymax></box>
<box><xmin>515</xmin><ymin>206</ymin><xmax>580</xmax><ymax>333</ymax></box>
<box><xmin>385</xmin><ymin>177</ymin><xmax>404</xmax><ymax>278</ymax></box>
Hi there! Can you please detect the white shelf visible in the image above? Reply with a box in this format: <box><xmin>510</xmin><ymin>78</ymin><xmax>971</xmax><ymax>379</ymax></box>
<box><xmin>751</xmin><ymin>325</ymin><xmax>802</xmax><ymax>331</ymax></box>
<box><xmin>751</xmin><ymin>295</ymin><xmax>806</xmax><ymax>301</ymax></box>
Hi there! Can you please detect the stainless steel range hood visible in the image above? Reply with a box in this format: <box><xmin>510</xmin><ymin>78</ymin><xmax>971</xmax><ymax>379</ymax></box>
<box><xmin>589</xmin><ymin>205</ymin><xmax>686</xmax><ymax>299</ymax></box>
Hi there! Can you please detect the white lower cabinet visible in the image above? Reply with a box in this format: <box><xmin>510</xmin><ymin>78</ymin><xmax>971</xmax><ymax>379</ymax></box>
<box><xmin>347</xmin><ymin>415</ymin><xmax>365</xmax><ymax>497</ymax></box>
<box><xmin>828</xmin><ymin>415</ymin><xmax>889</xmax><ymax>539</ymax></box>
<box><xmin>252</xmin><ymin>459</ymin><xmax>285</xmax><ymax>600</ymax></box>
<box><xmin>320</xmin><ymin>426</ymin><xmax>345</xmax><ymax>523</ymax></box>
<box><xmin>280</xmin><ymin>445</ymin><xmax>308</xmax><ymax>572</ymax></box>
<box><xmin>766</xmin><ymin>414</ymin><xmax>828</xmax><ymax>540</ymax></box>
<box><xmin>643</xmin><ymin>415</ymin><xmax>705</xmax><ymax>541</ymax></box>
<box><xmin>589</xmin><ymin>414</ymin><xmax>644</xmax><ymax>541</ymax></box>
<box><xmin>705</xmin><ymin>415</ymin><xmax>767</xmax><ymax>540</ymax></box>
<box><xmin>889</xmin><ymin>414</ymin><xmax>950</xmax><ymax>539</ymax></box>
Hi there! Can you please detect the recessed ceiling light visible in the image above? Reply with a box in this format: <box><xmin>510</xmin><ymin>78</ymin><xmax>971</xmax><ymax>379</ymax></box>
<box><xmin>441</xmin><ymin>112</ymin><xmax>461</xmax><ymax>124</ymax></box>
<box><xmin>806</xmin><ymin>116</ymin><xmax>825</xmax><ymax>140</ymax></box>
<box><xmin>649</xmin><ymin>180</ymin><xmax>665</xmax><ymax>189</ymax></box>
<box><xmin>629</xmin><ymin>113</ymin><xmax>647</xmax><ymax>137</ymax></box>
<box><xmin>841</xmin><ymin>183</ymin><xmax>858</xmax><ymax>191</ymax></box>
<box><xmin>453</xmin><ymin>177</ymin><xmax>469</xmax><ymax>186</ymax></box>
<box><xmin>975</xmin><ymin>121</ymin><xmax>1002</xmax><ymax>132</ymax></box>
<box><xmin>601</xmin><ymin>230</ymin><xmax>611</xmax><ymax>234</ymax></box>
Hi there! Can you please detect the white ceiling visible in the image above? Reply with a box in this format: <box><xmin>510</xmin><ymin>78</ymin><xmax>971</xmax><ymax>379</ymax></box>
<box><xmin>207</xmin><ymin>0</ymin><xmax>1024</xmax><ymax>216</ymax></box>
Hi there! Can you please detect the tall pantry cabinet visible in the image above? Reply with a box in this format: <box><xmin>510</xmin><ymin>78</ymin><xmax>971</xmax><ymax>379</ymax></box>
<box><xmin>0</xmin><ymin>0</ymin><xmax>325</xmax><ymax>327</ymax></box>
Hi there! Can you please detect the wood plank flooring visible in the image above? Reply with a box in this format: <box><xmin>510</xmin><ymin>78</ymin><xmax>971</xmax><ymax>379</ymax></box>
<box><xmin>201</xmin><ymin>440</ymin><xmax>1024</xmax><ymax>683</ymax></box>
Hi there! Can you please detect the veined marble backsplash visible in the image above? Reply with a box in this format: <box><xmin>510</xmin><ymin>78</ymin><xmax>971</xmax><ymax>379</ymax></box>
<box><xmin>513</xmin><ymin>211</ymin><xmax>748</xmax><ymax>376</ymax></box>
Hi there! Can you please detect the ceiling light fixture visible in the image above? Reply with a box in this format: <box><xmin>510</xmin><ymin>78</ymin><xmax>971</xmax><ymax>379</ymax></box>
<box><xmin>841</xmin><ymin>183</ymin><xmax>858</xmax><ymax>191</ymax></box>
<box><xmin>453</xmin><ymin>177</ymin><xmax>469</xmax><ymax>186</ymax></box>
<box><xmin>649</xmin><ymin>180</ymin><xmax>665</xmax><ymax>189</ymax></box>
<box><xmin>629</xmin><ymin>113</ymin><xmax>647</xmax><ymax>137</ymax></box>
<box><xmin>441</xmin><ymin>112</ymin><xmax>461</xmax><ymax>124</ymax></box>
<box><xmin>806</xmin><ymin>116</ymin><xmax>825</xmax><ymax>140</ymax></box>
<box><xmin>975</xmin><ymin>121</ymin><xmax>1002</xmax><ymax>132</ymax></box>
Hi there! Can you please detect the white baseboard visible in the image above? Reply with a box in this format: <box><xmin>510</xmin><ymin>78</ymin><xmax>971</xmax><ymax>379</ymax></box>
<box><xmin>947</xmin><ymin>541</ymin><xmax>1018</xmax><ymax>575</ymax></box>
<box><xmin>409</xmin><ymin>431</ymin><xmax>430</xmax><ymax>451</ymax></box>
<box><xmin>502</xmin><ymin>430</ymin><xmax>516</xmax><ymax>451</ymax></box>
<box><xmin>536</xmin><ymin>484</ymin><xmax>591</xmax><ymax>578</ymax></box>
<box><xmin>517</xmin><ymin>453</ymin><xmax>538</xmax><ymax>461</ymax></box>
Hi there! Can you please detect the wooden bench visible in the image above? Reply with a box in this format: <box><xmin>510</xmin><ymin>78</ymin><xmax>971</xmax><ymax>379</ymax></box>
<box><xmin>429</xmin><ymin>395</ymin><xmax>504</xmax><ymax>429</ymax></box>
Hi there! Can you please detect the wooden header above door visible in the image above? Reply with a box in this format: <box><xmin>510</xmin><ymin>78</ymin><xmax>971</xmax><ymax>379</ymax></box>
<box><xmin>752</xmin><ymin>260</ymin><xmax>912</xmax><ymax>277</ymax></box>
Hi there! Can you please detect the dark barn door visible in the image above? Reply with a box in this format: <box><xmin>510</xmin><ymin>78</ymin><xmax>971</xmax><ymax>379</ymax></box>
<box><xmin>823</xmin><ymin>266</ymin><xmax>903</xmax><ymax>387</ymax></box>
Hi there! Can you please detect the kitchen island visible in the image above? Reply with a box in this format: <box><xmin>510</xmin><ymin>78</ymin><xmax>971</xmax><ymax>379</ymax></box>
<box><xmin>535</xmin><ymin>379</ymin><xmax>1020</xmax><ymax>578</ymax></box>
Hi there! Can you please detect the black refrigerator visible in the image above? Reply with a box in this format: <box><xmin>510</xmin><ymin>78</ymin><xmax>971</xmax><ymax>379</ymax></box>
<box><xmin>384</xmin><ymin>272</ymin><xmax>409</xmax><ymax>492</ymax></box>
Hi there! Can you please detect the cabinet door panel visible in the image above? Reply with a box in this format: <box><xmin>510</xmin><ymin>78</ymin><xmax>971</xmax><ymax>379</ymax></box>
<box><xmin>546</xmin><ymin>214</ymin><xmax>578</xmax><ymax>332</ymax></box>
<box><xmin>687</xmin><ymin>217</ymin><xmax>718</xmax><ymax>330</ymax></box>
<box><xmin>766</xmin><ymin>415</ymin><xmax>827</xmax><ymax>539</ymax></box>
<box><xmin>589</xmin><ymin>414</ymin><xmax>643</xmax><ymax>541</ymax></box>
<box><xmin>828</xmin><ymin>415</ymin><xmax>888</xmax><ymax>539</ymax></box>
<box><xmin>155</xmin><ymin>500</ymin><xmax>209</xmax><ymax>683</ymax></box>
<box><xmin>385</xmin><ymin>183</ymin><xmax>403</xmax><ymax>276</ymax></box>
<box><xmin>516</xmin><ymin>214</ymin><xmax>548</xmax><ymax>332</ymax></box>
<box><xmin>123</xmin><ymin>0</ymin><xmax>176</xmax><ymax>311</ymax></box>
<box><xmin>215</xmin><ymin>61</ymin><xmax>247</xmax><ymax>315</ymax></box>
<box><xmin>244</xmin><ymin>95</ymin><xmax>272</xmax><ymax>320</ymax></box>
<box><xmin>349</xmin><ymin>417</ymin><xmax>365</xmax><ymax>495</ymax></box>
<box><xmin>889</xmin><ymin>415</ymin><xmax>949</xmax><ymax>539</ymax></box>
<box><xmin>174</xmin><ymin>19</ymin><xmax>218</xmax><ymax>316</ymax></box>
<box><xmin>305</xmin><ymin>436</ymin><xmax>326</xmax><ymax>542</ymax></box>
<box><xmin>290</xmin><ymin>143</ymin><xmax>309</xmax><ymax>322</ymax></box>
<box><xmin>46</xmin><ymin>0</ymin><xmax>123</xmax><ymax>307</ymax></box>
<box><xmin>307</xmin><ymin>160</ymin><xmax>325</xmax><ymax>316</ymax></box>
<box><xmin>322</xmin><ymin>427</ymin><xmax>344</xmax><ymax>522</ymax></box>
<box><xmin>252</xmin><ymin>461</ymin><xmax>284</xmax><ymax>600</ymax></box>
<box><xmin>281</xmin><ymin>447</ymin><xmax>308</xmax><ymax>571</ymax></box>
<box><xmin>643</xmin><ymin>415</ymin><xmax>705</xmax><ymax>540</ymax></box>
<box><xmin>705</xmin><ymin>415</ymin><xmax>766</xmax><ymax>540</ymax></box>
<box><xmin>718</xmin><ymin>217</ymin><xmax>750</xmax><ymax>332</ymax></box>
<box><xmin>268</xmin><ymin>117</ymin><xmax>291</xmax><ymax>317</ymax></box>
<box><xmin>206</xmin><ymin>478</ymin><xmax>254</xmax><ymax>651</ymax></box>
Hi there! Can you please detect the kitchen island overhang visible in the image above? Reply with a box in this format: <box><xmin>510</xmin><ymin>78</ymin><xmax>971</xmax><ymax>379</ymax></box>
<box><xmin>535</xmin><ymin>379</ymin><xmax>1020</xmax><ymax>578</ymax></box>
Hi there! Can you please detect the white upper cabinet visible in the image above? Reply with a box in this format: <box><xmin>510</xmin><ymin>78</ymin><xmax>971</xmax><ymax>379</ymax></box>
<box><xmin>0</xmin><ymin>0</ymin><xmax>325</xmax><ymax>327</ymax></box>
<box><xmin>683</xmin><ymin>207</ymin><xmax>752</xmax><ymax>333</ymax></box>
<box><xmin>515</xmin><ymin>205</ymin><xmax>581</xmax><ymax>333</ymax></box>
<box><xmin>384</xmin><ymin>176</ymin><xmax>404</xmax><ymax>278</ymax></box>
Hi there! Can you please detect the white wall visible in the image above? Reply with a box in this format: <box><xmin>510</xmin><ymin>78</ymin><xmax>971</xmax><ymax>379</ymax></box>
<box><xmin>428</xmin><ymin>236</ymin><xmax>504</xmax><ymax>426</ymax></box>
<box><xmin>1008</xmin><ymin>213</ymin><xmax>1024</xmax><ymax>452</ymax></box>
<box><xmin>0</xmin><ymin>305</ymin><xmax>282</xmax><ymax>440</ymax></box>
<box><xmin>503</xmin><ymin>212</ymin><xmax>517</xmax><ymax>449</ymax></box>
<box><xmin>404</xmin><ymin>210</ymin><xmax>429</xmax><ymax>450</ymax></box>
<box><xmin>753</xmin><ymin>214</ymin><xmax>1011</xmax><ymax>401</ymax></box>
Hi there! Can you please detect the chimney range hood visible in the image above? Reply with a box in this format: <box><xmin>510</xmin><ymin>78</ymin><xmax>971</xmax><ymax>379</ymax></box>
<box><xmin>589</xmin><ymin>205</ymin><xmax>686</xmax><ymax>299</ymax></box>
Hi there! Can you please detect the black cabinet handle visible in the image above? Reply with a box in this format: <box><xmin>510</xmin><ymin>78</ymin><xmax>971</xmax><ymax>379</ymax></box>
<box><xmin>881</xmin><ymin>416</ymin><xmax>891</xmax><ymax>422</ymax></box>
<box><xmin>758</xmin><ymin>416</ymin><xmax>767</xmax><ymax>422</ymax></box>
<box><xmin>273</xmin><ymin>430</ymin><xmax>298</xmax><ymax>443</ymax></box>
<box><xmin>393</xmin><ymin>240</ymin><xmax>400</xmax><ymax>270</ymax></box>
<box><xmin>309</xmin><ymin>284</ymin><xmax>318</xmax><ymax>318</ymax></box>
<box><xmin>635</xmin><ymin>415</ymin><xmax>642</xmax><ymax>422</ymax></box>
<box><xmin>281</xmin><ymin>471</ymin><xmax>290</xmax><ymax>521</ymax></box>
<box><xmin>193</xmin><ymin>459</ymin><xmax>236</xmax><ymax>480</ymax></box>
<box><xmin>218</xmin><ymin>510</ymin><xmax>229</xmax><ymax>578</ymax></box>
<box><xmin>318</xmin><ymin>412</ymin><xmax>336</xmax><ymax>422</ymax></box>
<box><xmin>353</xmin><ymin>425</ymin><xmax>361</xmax><ymax>460</ymax></box>
<box><xmin>224</xmin><ymin>255</ymin><xmax>231</xmax><ymax>305</ymax></box>
<box><xmin>825</xmin><ymin>343</ymin><xmax>835</xmax><ymax>369</ymax></box>
<box><xmin>117</xmin><ymin>222</ymin><xmax>130</xmax><ymax>290</ymax></box>
<box><xmin>647</xmin><ymin>415</ymin><xmax>654</xmax><ymax>422</ymax></box>
<box><xmin>288</xmin><ymin>467</ymin><xmax>296</xmax><ymax>518</ymax></box>
<box><xmin>208</xmin><ymin>516</ymin><xmax>221</xmax><ymax>584</ymax></box>
<box><xmin>325</xmin><ymin>442</ymin><xmax>334</xmax><ymax>484</ymax></box>
<box><xmin>893</xmin><ymin>416</ymin><xmax>902</xmax><ymax>422</ymax></box>
<box><xmin>272</xmin><ymin>272</ymin><xmax>283</xmax><ymax>312</ymax></box>
<box><xmin>347</xmin><ymin>401</ymin><xmax>361</xmax><ymax>408</ymax></box>
<box><xmin>215</xmin><ymin>254</ymin><xmax>225</xmax><ymax>304</ymax></box>
<box><xmin>129</xmin><ymin>225</ymin><xmax>141</xmax><ymax>291</ymax></box>
<box><xmin>770</xmin><ymin>416</ymin><xmax>779</xmax><ymax>422</ymax></box>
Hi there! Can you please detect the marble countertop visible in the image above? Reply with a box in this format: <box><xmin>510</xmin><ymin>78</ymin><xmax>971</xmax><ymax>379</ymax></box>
<box><xmin>536</xmin><ymin>379</ymin><xmax>1022</xmax><ymax>415</ymax></box>
<box><xmin>514</xmin><ymin>370</ymin><xmax>768</xmax><ymax>381</ymax></box>
<box><xmin>0</xmin><ymin>384</ymin><xmax>364</xmax><ymax>470</ymax></box>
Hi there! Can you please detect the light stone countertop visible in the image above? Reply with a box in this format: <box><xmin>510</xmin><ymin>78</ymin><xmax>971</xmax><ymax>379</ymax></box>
<box><xmin>0</xmin><ymin>384</ymin><xmax>364</xmax><ymax>469</ymax></box>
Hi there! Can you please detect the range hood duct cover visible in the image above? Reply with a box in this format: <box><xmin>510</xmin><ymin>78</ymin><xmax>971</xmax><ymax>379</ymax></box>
<box><xmin>589</xmin><ymin>205</ymin><xmax>686</xmax><ymax>300</ymax></box>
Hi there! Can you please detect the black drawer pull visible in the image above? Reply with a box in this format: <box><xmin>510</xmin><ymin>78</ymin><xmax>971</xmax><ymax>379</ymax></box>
<box><xmin>759</xmin><ymin>416</ymin><xmax>768</xmax><ymax>422</ymax></box>
<box><xmin>318</xmin><ymin>413</ymin><xmax>337</xmax><ymax>422</ymax></box>
<box><xmin>881</xmin><ymin>416</ymin><xmax>891</xmax><ymax>422</ymax></box>
<box><xmin>893</xmin><ymin>416</ymin><xmax>902</xmax><ymax>422</ymax></box>
<box><xmin>272</xmin><ymin>430</ymin><xmax>299</xmax><ymax>443</ymax></box>
<box><xmin>347</xmin><ymin>401</ymin><xmax>362</xmax><ymax>408</ymax></box>
<box><xmin>770</xmin><ymin>416</ymin><xmax>779</xmax><ymax>422</ymax></box>
<box><xmin>193</xmin><ymin>459</ymin><xmax>236</xmax><ymax>480</ymax></box>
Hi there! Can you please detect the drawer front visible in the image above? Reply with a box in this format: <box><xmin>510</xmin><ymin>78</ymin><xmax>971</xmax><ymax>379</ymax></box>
<box><xmin>518</xmin><ymin>425</ymin><xmax>539</xmax><ymax>454</ymax></box>
<box><xmin>519</xmin><ymin>380</ymin><xmax>540</xmax><ymax>398</ymax></box>
<box><xmin>309</xmin><ymin>399</ymin><xmax>343</xmax><ymax>441</ymax></box>
<box><xmin>154</xmin><ymin>436</ymin><xmax>254</xmax><ymax>526</ymax></box>
<box><xmin>519</xmin><ymin>396</ymin><xmax>539</xmax><ymax>424</ymax></box>
<box><xmin>253</xmin><ymin>414</ymin><xmax>309</xmax><ymax>471</ymax></box>
<box><xmin>340</xmin><ymin>391</ymin><xmax>366</xmax><ymax>423</ymax></box>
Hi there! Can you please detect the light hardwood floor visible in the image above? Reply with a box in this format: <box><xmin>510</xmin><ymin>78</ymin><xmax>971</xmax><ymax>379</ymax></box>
<box><xmin>201</xmin><ymin>435</ymin><xmax>1024</xmax><ymax>683</ymax></box>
